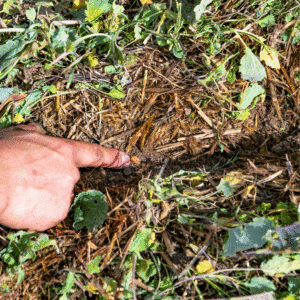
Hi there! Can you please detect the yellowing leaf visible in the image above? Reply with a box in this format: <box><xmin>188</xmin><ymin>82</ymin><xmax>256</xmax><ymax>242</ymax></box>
<box><xmin>140</xmin><ymin>0</ymin><xmax>153</xmax><ymax>5</ymax></box>
<box><xmin>260</xmin><ymin>47</ymin><xmax>280</xmax><ymax>69</ymax></box>
<box><xmin>160</xmin><ymin>202</ymin><xmax>171</xmax><ymax>220</ymax></box>
<box><xmin>149</xmin><ymin>232</ymin><xmax>155</xmax><ymax>245</ymax></box>
<box><xmin>283</xmin><ymin>296</ymin><xmax>297</xmax><ymax>300</ymax></box>
<box><xmin>131</xmin><ymin>156</ymin><xmax>141</xmax><ymax>165</ymax></box>
<box><xmin>87</xmin><ymin>55</ymin><xmax>99</xmax><ymax>67</ymax></box>
<box><xmin>83</xmin><ymin>283</ymin><xmax>99</xmax><ymax>294</ymax></box>
<box><xmin>13</xmin><ymin>113</ymin><xmax>24</xmax><ymax>123</ymax></box>
<box><xmin>243</xmin><ymin>185</ymin><xmax>256</xmax><ymax>198</ymax></box>
<box><xmin>73</xmin><ymin>0</ymin><xmax>87</xmax><ymax>10</ymax></box>
<box><xmin>196</xmin><ymin>260</ymin><xmax>214</xmax><ymax>274</ymax></box>
<box><xmin>222</xmin><ymin>171</ymin><xmax>243</xmax><ymax>186</ymax></box>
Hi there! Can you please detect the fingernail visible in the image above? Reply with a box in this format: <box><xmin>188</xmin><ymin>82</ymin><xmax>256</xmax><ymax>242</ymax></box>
<box><xmin>121</xmin><ymin>153</ymin><xmax>130</xmax><ymax>167</ymax></box>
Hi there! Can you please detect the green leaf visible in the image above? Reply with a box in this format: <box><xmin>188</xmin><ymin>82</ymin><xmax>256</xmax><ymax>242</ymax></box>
<box><xmin>194</xmin><ymin>0</ymin><xmax>214</xmax><ymax>22</ymax></box>
<box><xmin>235</xmin><ymin>109</ymin><xmax>250</xmax><ymax>121</ymax></box>
<box><xmin>239</xmin><ymin>47</ymin><xmax>266</xmax><ymax>82</ymax></box>
<box><xmin>108</xmin><ymin>40</ymin><xmax>124</xmax><ymax>65</ymax></box>
<box><xmin>0</xmin><ymin>28</ymin><xmax>37</xmax><ymax>70</ymax></box>
<box><xmin>0</xmin><ymin>231</ymin><xmax>56</xmax><ymax>281</ymax></box>
<box><xmin>51</xmin><ymin>26</ymin><xmax>78</xmax><ymax>54</ymax></box>
<box><xmin>288</xmin><ymin>277</ymin><xmax>300</xmax><ymax>294</ymax></box>
<box><xmin>108</xmin><ymin>88</ymin><xmax>126</xmax><ymax>99</ymax></box>
<box><xmin>103</xmin><ymin>276</ymin><xmax>118</xmax><ymax>293</ymax></box>
<box><xmin>240</xmin><ymin>83</ymin><xmax>265</xmax><ymax>110</ymax></box>
<box><xmin>257</xmin><ymin>15</ymin><xmax>275</xmax><ymax>28</ymax></box>
<box><xmin>26</xmin><ymin>7</ymin><xmax>36</xmax><ymax>22</ymax></box>
<box><xmin>216</xmin><ymin>181</ymin><xmax>234</xmax><ymax>197</ymax></box>
<box><xmin>282</xmin><ymin>28</ymin><xmax>300</xmax><ymax>45</ymax></box>
<box><xmin>36</xmin><ymin>1</ymin><xmax>54</xmax><ymax>8</ymax></box>
<box><xmin>227</xmin><ymin>64</ymin><xmax>239</xmax><ymax>84</ymax></box>
<box><xmin>88</xmin><ymin>255</ymin><xmax>102</xmax><ymax>274</ymax></box>
<box><xmin>42</xmin><ymin>85</ymin><xmax>57</xmax><ymax>94</ymax></box>
<box><xmin>2</xmin><ymin>0</ymin><xmax>20</xmax><ymax>15</ymax></box>
<box><xmin>0</xmin><ymin>87</ymin><xmax>14</xmax><ymax>104</ymax></box>
<box><xmin>104</xmin><ymin>65</ymin><xmax>121</xmax><ymax>74</ymax></box>
<box><xmin>85</xmin><ymin>0</ymin><xmax>111</xmax><ymax>23</ymax></box>
<box><xmin>129</xmin><ymin>228</ymin><xmax>153</xmax><ymax>253</ymax></box>
<box><xmin>245</xmin><ymin>277</ymin><xmax>276</xmax><ymax>294</ymax></box>
<box><xmin>71</xmin><ymin>190</ymin><xmax>108</xmax><ymax>232</ymax></box>
<box><xmin>15</xmin><ymin>89</ymin><xmax>43</xmax><ymax>117</ymax></box>
<box><xmin>261</xmin><ymin>254</ymin><xmax>300</xmax><ymax>276</ymax></box>
<box><xmin>269</xmin><ymin>223</ymin><xmax>300</xmax><ymax>251</ymax></box>
<box><xmin>0</xmin><ymin>112</ymin><xmax>12</xmax><ymax>129</ymax></box>
<box><xmin>59</xmin><ymin>271</ymin><xmax>75</xmax><ymax>295</ymax></box>
<box><xmin>16</xmin><ymin>266</ymin><xmax>25</xmax><ymax>286</ymax></box>
<box><xmin>136</xmin><ymin>259</ymin><xmax>157</xmax><ymax>283</ymax></box>
<box><xmin>134</xmin><ymin>24</ymin><xmax>142</xmax><ymax>40</ymax></box>
<box><xmin>222</xmin><ymin>217</ymin><xmax>275</xmax><ymax>256</ymax></box>
<box><xmin>159</xmin><ymin>276</ymin><xmax>174</xmax><ymax>291</ymax></box>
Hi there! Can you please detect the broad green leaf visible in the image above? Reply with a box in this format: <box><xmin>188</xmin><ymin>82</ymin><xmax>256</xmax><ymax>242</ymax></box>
<box><xmin>42</xmin><ymin>85</ymin><xmax>57</xmax><ymax>94</ymax></box>
<box><xmin>70</xmin><ymin>190</ymin><xmax>108</xmax><ymax>232</ymax></box>
<box><xmin>282</xmin><ymin>28</ymin><xmax>300</xmax><ymax>45</ymax></box>
<box><xmin>51</xmin><ymin>26</ymin><xmax>78</xmax><ymax>53</ymax></box>
<box><xmin>261</xmin><ymin>254</ymin><xmax>300</xmax><ymax>276</ymax></box>
<box><xmin>0</xmin><ymin>87</ymin><xmax>14</xmax><ymax>104</ymax></box>
<box><xmin>264</xmin><ymin>222</ymin><xmax>300</xmax><ymax>251</ymax></box>
<box><xmin>134</xmin><ymin>24</ymin><xmax>142</xmax><ymax>40</ymax></box>
<box><xmin>194</xmin><ymin>0</ymin><xmax>213</xmax><ymax>22</ymax></box>
<box><xmin>288</xmin><ymin>277</ymin><xmax>300</xmax><ymax>294</ymax></box>
<box><xmin>59</xmin><ymin>271</ymin><xmax>75</xmax><ymax>295</ymax></box>
<box><xmin>16</xmin><ymin>266</ymin><xmax>25</xmax><ymax>286</ymax></box>
<box><xmin>222</xmin><ymin>217</ymin><xmax>275</xmax><ymax>256</ymax></box>
<box><xmin>104</xmin><ymin>65</ymin><xmax>121</xmax><ymax>74</ymax></box>
<box><xmin>216</xmin><ymin>181</ymin><xmax>234</xmax><ymax>197</ymax></box>
<box><xmin>0</xmin><ymin>112</ymin><xmax>12</xmax><ymax>129</ymax></box>
<box><xmin>88</xmin><ymin>255</ymin><xmax>102</xmax><ymax>274</ymax></box>
<box><xmin>15</xmin><ymin>89</ymin><xmax>43</xmax><ymax>117</ymax></box>
<box><xmin>245</xmin><ymin>277</ymin><xmax>276</xmax><ymax>294</ymax></box>
<box><xmin>257</xmin><ymin>15</ymin><xmax>276</xmax><ymax>28</ymax></box>
<box><xmin>0</xmin><ymin>231</ymin><xmax>56</xmax><ymax>283</ymax></box>
<box><xmin>2</xmin><ymin>0</ymin><xmax>19</xmax><ymax>15</ymax></box>
<box><xmin>85</xmin><ymin>0</ymin><xmax>111</xmax><ymax>23</ymax></box>
<box><xmin>129</xmin><ymin>228</ymin><xmax>153</xmax><ymax>253</ymax></box>
<box><xmin>239</xmin><ymin>47</ymin><xmax>266</xmax><ymax>82</ymax></box>
<box><xmin>159</xmin><ymin>276</ymin><xmax>173</xmax><ymax>291</ymax></box>
<box><xmin>136</xmin><ymin>259</ymin><xmax>157</xmax><ymax>282</ymax></box>
<box><xmin>108</xmin><ymin>41</ymin><xmax>124</xmax><ymax>64</ymax></box>
<box><xmin>0</xmin><ymin>29</ymin><xmax>37</xmax><ymax>70</ymax></box>
<box><xmin>26</xmin><ymin>7</ymin><xmax>36</xmax><ymax>22</ymax></box>
<box><xmin>240</xmin><ymin>83</ymin><xmax>265</xmax><ymax>110</ymax></box>
<box><xmin>108</xmin><ymin>88</ymin><xmax>126</xmax><ymax>99</ymax></box>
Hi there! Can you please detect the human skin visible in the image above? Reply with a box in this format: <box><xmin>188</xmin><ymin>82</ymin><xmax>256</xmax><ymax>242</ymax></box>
<box><xmin>0</xmin><ymin>123</ymin><xmax>130</xmax><ymax>231</ymax></box>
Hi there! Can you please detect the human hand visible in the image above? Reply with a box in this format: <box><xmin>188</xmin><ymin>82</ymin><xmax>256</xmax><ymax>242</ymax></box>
<box><xmin>0</xmin><ymin>123</ymin><xmax>130</xmax><ymax>231</ymax></box>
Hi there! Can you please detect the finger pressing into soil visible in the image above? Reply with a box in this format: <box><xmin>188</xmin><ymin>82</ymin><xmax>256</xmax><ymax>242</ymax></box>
<box><xmin>68</xmin><ymin>140</ymin><xmax>131</xmax><ymax>168</ymax></box>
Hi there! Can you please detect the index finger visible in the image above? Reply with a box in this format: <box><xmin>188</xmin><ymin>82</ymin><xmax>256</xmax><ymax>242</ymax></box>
<box><xmin>67</xmin><ymin>140</ymin><xmax>130</xmax><ymax>168</ymax></box>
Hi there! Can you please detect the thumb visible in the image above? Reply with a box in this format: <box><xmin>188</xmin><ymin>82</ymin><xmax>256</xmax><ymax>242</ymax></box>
<box><xmin>66</xmin><ymin>140</ymin><xmax>130</xmax><ymax>168</ymax></box>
